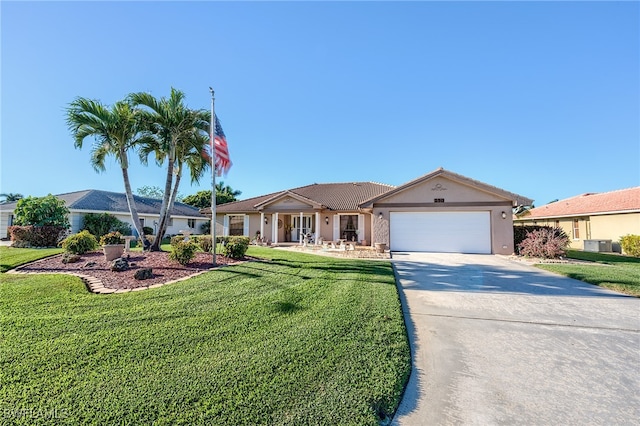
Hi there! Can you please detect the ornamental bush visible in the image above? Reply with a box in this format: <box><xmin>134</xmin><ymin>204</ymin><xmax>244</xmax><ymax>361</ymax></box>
<box><xmin>169</xmin><ymin>240</ymin><xmax>199</xmax><ymax>265</ymax></box>
<box><xmin>620</xmin><ymin>234</ymin><xmax>640</xmax><ymax>257</ymax></box>
<box><xmin>100</xmin><ymin>231</ymin><xmax>124</xmax><ymax>246</ymax></box>
<box><xmin>517</xmin><ymin>227</ymin><xmax>569</xmax><ymax>259</ymax></box>
<box><xmin>196</xmin><ymin>235</ymin><xmax>213</xmax><ymax>253</ymax></box>
<box><xmin>220</xmin><ymin>236</ymin><xmax>250</xmax><ymax>259</ymax></box>
<box><xmin>61</xmin><ymin>230</ymin><xmax>99</xmax><ymax>254</ymax></box>
<box><xmin>81</xmin><ymin>213</ymin><xmax>131</xmax><ymax>238</ymax></box>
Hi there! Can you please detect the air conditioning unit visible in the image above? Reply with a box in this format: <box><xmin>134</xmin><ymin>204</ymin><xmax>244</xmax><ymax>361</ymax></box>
<box><xmin>583</xmin><ymin>239</ymin><xmax>612</xmax><ymax>253</ymax></box>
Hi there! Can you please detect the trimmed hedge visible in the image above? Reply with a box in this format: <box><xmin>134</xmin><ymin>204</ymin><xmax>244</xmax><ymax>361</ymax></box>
<box><xmin>620</xmin><ymin>234</ymin><xmax>640</xmax><ymax>257</ymax></box>
<box><xmin>8</xmin><ymin>225</ymin><xmax>67</xmax><ymax>248</ymax></box>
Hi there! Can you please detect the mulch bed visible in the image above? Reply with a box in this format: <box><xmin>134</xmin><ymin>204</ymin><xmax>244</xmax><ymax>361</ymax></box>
<box><xmin>14</xmin><ymin>251</ymin><xmax>245</xmax><ymax>290</ymax></box>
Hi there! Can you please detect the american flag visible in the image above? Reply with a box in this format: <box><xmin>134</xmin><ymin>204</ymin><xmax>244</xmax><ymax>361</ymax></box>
<box><xmin>202</xmin><ymin>114</ymin><xmax>232</xmax><ymax>176</ymax></box>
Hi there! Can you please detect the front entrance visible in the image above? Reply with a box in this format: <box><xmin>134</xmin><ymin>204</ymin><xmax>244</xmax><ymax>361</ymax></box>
<box><xmin>292</xmin><ymin>215</ymin><xmax>313</xmax><ymax>242</ymax></box>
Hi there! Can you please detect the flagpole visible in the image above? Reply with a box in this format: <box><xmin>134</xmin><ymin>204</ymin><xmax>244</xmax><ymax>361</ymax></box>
<box><xmin>209</xmin><ymin>87</ymin><xmax>217</xmax><ymax>267</ymax></box>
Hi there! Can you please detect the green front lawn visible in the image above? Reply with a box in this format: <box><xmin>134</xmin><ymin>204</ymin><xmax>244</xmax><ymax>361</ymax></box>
<box><xmin>0</xmin><ymin>247</ymin><xmax>411</xmax><ymax>425</ymax></box>
<box><xmin>0</xmin><ymin>246</ymin><xmax>63</xmax><ymax>272</ymax></box>
<box><xmin>536</xmin><ymin>250</ymin><xmax>640</xmax><ymax>296</ymax></box>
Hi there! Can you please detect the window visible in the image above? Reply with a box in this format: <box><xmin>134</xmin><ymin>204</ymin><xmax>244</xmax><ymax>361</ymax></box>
<box><xmin>188</xmin><ymin>219</ymin><xmax>196</xmax><ymax>229</ymax></box>
<box><xmin>8</xmin><ymin>215</ymin><xmax>13</xmax><ymax>226</ymax></box>
<box><xmin>340</xmin><ymin>215</ymin><xmax>358</xmax><ymax>241</ymax></box>
<box><xmin>555</xmin><ymin>220</ymin><xmax>560</xmax><ymax>228</ymax></box>
<box><xmin>229</xmin><ymin>215</ymin><xmax>244</xmax><ymax>236</ymax></box>
<box><xmin>572</xmin><ymin>219</ymin><xmax>580</xmax><ymax>239</ymax></box>
<box><xmin>139</xmin><ymin>218</ymin><xmax>145</xmax><ymax>226</ymax></box>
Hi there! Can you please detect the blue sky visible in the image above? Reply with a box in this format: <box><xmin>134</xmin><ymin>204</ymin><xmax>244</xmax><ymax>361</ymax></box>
<box><xmin>1</xmin><ymin>1</ymin><xmax>638</xmax><ymax>207</ymax></box>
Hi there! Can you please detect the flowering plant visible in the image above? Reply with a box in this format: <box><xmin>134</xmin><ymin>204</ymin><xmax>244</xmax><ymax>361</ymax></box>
<box><xmin>100</xmin><ymin>231</ymin><xmax>124</xmax><ymax>246</ymax></box>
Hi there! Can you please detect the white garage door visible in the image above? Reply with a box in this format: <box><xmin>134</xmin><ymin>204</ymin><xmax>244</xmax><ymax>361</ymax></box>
<box><xmin>390</xmin><ymin>211</ymin><xmax>491</xmax><ymax>253</ymax></box>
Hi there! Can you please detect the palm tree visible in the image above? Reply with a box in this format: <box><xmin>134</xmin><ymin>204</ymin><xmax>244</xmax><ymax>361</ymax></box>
<box><xmin>66</xmin><ymin>98</ymin><xmax>149</xmax><ymax>240</ymax></box>
<box><xmin>0</xmin><ymin>193</ymin><xmax>24</xmax><ymax>202</ymax></box>
<box><xmin>130</xmin><ymin>88</ymin><xmax>210</xmax><ymax>251</ymax></box>
<box><xmin>215</xmin><ymin>182</ymin><xmax>242</xmax><ymax>205</ymax></box>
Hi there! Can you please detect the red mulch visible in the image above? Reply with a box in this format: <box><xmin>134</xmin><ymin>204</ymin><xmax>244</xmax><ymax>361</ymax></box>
<box><xmin>15</xmin><ymin>251</ymin><xmax>245</xmax><ymax>290</ymax></box>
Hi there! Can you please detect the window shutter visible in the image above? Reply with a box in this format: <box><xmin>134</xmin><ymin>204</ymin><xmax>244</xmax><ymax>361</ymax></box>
<box><xmin>358</xmin><ymin>214</ymin><xmax>365</xmax><ymax>242</ymax></box>
<box><xmin>243</xmin><ymin>215</ymin><xmax>249</xmax><ymax>236</ymax></box>
<box><xmin>223</xmin><ymin>215</ymin><xmax>229</xmax><ymax>236</ymax></box>
<box><xmin>333</xmin><ymin>215</ymin><xmax>339</xmax><ymax>240</ymax></box>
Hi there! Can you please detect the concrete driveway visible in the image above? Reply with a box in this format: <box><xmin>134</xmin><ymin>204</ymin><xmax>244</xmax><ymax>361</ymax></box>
<box><xmin>390</xmin><ymin>252</ymin><xmax>640</xmax><ymax>426</ymax></box>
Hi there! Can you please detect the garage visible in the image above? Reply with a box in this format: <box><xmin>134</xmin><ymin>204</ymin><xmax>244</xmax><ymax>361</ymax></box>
<box><xmin>390</xmin><ymin>211</ymin><xmax>491</xmax><ymax>253</ymax></box>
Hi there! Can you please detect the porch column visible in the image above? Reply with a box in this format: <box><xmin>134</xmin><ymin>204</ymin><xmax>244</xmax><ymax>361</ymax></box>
<box><xmin>260</xmin><ymin>212</ymin><xmax>265</xmax><ymax>239</ymax></box>
<box><xmin>273</xmin><ymin>212</ymin><xmax>279</xmax><ymax>244</ymax></box>
<box><xmin>315</xmin><ymin>211</ymin><xmax>320</xmax><ymax>244</ymax></box>
<box><xmin>299</xmin><ymin>212</ymin><xmax>304</xmax><ymax>244</ymax></box>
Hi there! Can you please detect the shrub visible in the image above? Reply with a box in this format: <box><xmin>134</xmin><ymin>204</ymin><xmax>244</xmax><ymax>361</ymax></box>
<box><xmin>61</xmin><ymin>230</ymin><xmax>99</xmax><ymax>254</ymax></box>
<box><xmin>100</xmin><ymin>231</ymin><xmax>124</xmax><ymax>246</ymax></box>
<box><xmin>8</xmin><ymin>225</ymin><xmax>67</xmax><ymax>248</ymax></box>
<box><xmin>82</xmin><ymin>213</ymin><xmax>131</xmax><ymax>237</ymax></box>
<box><xmin>200</xmin><ymin>221</ymin><xmax>211</xmax><ymax>235</ymax></box>
<box><xmin>142</xmin><ymin>226</ymin><xmax>154</xmax><ymax>235</ymax></box>
<box><xmin>171</xmin><ymin>235</ymin><xmax>186</xmax><ymax>247</ymax></box>
<box><xmin>513</xmin><ymin>225</ymin><xmax>555</xmax><ymax>255</ymax></box>
<box><xmin>169</xmin><ymin>240</ymin><xmax>199</xmax><ymax>265</ymax></box>
<box><xmin>620</xmin><ymin>234</ymin><xmax>640</xmax><ymax>257</ymax></box>
<box><xmin>220</xmin><ymin>236</ymin><xmax>250</xmax><ymax>259</ymax></box>
<box><xmin>517</xmin><ymin>227</ymin><xmax>569</xmax><ymax>259</ymax></box>
<box><xmin>13</xmin><ymin>195</ymin><xmax>70</xmax><ymax>228</ymax></box>
<box><xmin>197</xmin><ymin>235</ymin><xmax>213</xmax><ymax>253</ymax></box>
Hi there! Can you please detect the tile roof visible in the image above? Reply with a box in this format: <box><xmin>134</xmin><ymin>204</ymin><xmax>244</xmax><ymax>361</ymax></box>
<box><xmin>206</xmin><ymin>182</ymin><xmax>395</xmax><ymax>214</ymax></box>
<box><xmin>521</xmin><ymin>187</ymin><xmax>640</xmax><ymax>219</ymax></box>
<box><xmin>0</xmin><ymin>190</ymin><xmax>204</xmax><ymax>218</ymax></box>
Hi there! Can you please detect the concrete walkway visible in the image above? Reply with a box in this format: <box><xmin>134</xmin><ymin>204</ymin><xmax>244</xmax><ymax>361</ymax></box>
<box><xmin>391</xmin><ymin>252</ymin><xmax>640</xmax><ymax>426</ymax></box>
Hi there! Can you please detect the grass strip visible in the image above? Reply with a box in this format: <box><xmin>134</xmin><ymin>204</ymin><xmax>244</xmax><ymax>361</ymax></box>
<box><xmin>536</xmin><ymin>250</ymin><xmax>640</xmax><ymax>296</ymax></box>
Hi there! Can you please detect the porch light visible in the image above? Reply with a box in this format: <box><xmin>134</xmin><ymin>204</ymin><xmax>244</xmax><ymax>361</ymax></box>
<box><xmin>378</xmin><ymin>212</ymin><xmax>383</xmax><ymax>220</ymax></box>
<box><xmin>501</xmin><ymin>211</ymin><xmax>507</xmax><ymax>219</ymax></box>
<box><xmin>325</xmin><ymin>216</ymin><xmax>329</xmax><ymax>225</ymax></box>
<box><xmin>264</xmin><ymin>217</ymin><xmax>269</xmax><ymax>225</ymax></box>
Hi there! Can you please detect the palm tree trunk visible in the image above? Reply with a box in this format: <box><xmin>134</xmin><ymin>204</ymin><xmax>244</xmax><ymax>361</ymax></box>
<box><xmin>150</xmin><ymin>153</ymin><xmax>175</xmax><ymax>251</ymax></box>
<box><xmin>120</xmin><ymin>160</ymin><xmax>145</xmax><ymax>241</ymax></box>
<box><xmin>162</xmin><ymin>169</ymin><xmax>182</xmax><ymax>236</ymax></box>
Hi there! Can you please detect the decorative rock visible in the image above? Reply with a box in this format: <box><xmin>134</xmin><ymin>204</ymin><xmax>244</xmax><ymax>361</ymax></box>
<box><xmin>110</xmin><ymin>257</ymin><xmax>129</xmax><ymax>272</ymax></box>
<box><xmin>134</xmin><ymin>268</ymin><xmax>153</xmax><ymax>280</ymax></box>
<box><xmin>62</xmin><ymin>253</ymin><xmax>81</xmax><ymax>264</ymax></box>
<box><xmin>83</xmin><ymin>261</ymin><xmax>97</xmax><ymax>268</ymax></box>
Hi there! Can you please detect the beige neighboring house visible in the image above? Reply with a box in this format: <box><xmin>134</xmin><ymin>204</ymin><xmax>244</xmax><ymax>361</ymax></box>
<box><xmin>203</xmin><ymin>168</ymin><xmax>532</xmax><ymax>255</ymax></box>
<box><xmin>514</xmin><ymin>187</ymin><xmax>640</xmax><ymax>253</ymax></box>
<box><xmin>0</xmin><ymin>190</ymin><xmax>207</xmax><ymax>239</ymax></box>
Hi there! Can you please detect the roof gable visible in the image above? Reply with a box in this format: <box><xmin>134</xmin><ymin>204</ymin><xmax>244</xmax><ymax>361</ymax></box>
<box><xmin>521</xmin><ymin>187</ymin><xmax>640</xmax><ymax>218</ymax></box>
<box><xmin>360</xmin><ymin>168</ymin><xmax>532</xmax><ymax>207</ymax></box>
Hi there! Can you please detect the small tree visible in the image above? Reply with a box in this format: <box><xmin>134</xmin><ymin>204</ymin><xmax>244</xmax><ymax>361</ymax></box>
<box><xmin>13</xmin><ymin>195</ymin><xmax>70</xmax><ymax>228</ymax></box>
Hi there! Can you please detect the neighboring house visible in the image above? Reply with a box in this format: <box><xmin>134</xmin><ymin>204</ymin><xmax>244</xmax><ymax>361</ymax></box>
<box><xmin>0</xmin><ymin>190</ymin><xmax>207</xmax><ymax>239</ymax></box>
<box><xmin>514</xmin><ymin>187</ymin><xmax>640</xmax><ymax>253</ymax></box>
<box><xmin>202</xmin><ymin>168</ymin><xmax>532</xmax><ymax>255</ymax></box>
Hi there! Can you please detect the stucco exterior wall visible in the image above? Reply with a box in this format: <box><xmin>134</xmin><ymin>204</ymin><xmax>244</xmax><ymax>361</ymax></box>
<box><xmin>381</xmin><ymin>177</ymin><xmax>505</xmax><ymax>204</ymax></box>
<box><xmin>368</xmin><ymin>175</ymin><xmax>516</xmax><ymax>255</ymax></box>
